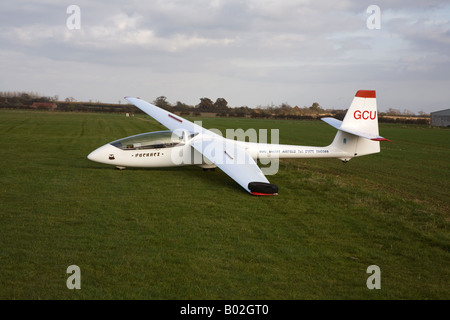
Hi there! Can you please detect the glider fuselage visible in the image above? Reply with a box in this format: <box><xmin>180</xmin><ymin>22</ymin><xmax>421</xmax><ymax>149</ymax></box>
<box><xmin>88</xmin><ymin>133</ymin><xmax>349</xmax><ymax>169</ymax></box>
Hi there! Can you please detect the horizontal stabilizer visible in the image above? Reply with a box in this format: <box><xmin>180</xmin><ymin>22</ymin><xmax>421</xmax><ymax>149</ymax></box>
<box><xmin>321</xmin><ymin>117</ymin><xmax>391</xmax><ymax>142</ymax></box>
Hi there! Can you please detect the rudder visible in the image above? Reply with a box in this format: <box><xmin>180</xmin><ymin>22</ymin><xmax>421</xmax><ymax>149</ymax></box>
<box><xmin>341</xmin><ymin>90</ymin><xmax>379</xmax><ymax>137</ymax></box>
<box><xmin>323</xmin><ymin>90</ymin><xmax>389</xmax><ymax>161</ymax></box>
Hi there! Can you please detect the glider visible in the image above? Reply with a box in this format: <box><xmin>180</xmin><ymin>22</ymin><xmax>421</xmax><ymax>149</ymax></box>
<box><xmin>87</xmin><ymin>90</ymin><xmax>390</xmax><ymax>195</ymax></box>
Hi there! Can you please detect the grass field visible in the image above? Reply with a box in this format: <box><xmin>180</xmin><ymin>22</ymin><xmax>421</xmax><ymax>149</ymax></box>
<box><xmin>0</xmin><ymin>109</ymin><xmax>448</xmax><ymax>300</ymax></box>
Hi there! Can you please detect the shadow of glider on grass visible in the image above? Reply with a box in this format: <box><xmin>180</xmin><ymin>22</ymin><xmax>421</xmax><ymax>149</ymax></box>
<box><xmin>88</xmin><ymin>90</ymin><xmax>390</xmax><ymax>195</ymax></box>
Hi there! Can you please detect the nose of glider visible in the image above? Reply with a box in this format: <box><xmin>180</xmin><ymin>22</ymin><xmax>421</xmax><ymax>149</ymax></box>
<box><xmin>87</xmin><ymin>149</ymin><xmax>99</xmax><ymax>162</ymax></box>
<box><xmin>87</xmin><ymin>144</ymin><xmax>116</xmax><ymax>164</ymax></box>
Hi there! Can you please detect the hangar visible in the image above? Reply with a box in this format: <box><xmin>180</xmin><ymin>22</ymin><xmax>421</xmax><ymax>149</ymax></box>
<box><xmin>430</xmin><ymin>109</ymin><xmax>450</xmax><ymax>127</ymax></box>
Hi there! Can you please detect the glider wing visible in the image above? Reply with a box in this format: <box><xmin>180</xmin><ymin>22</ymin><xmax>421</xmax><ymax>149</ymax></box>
<box><xmin>124</xmin><ymin>97</ymin><xmax>220</xmax><ymax>137</ymax></box>
<box><xmin>125</xmin><ymin>96</ymin><xmax>278</xmax><ymax>195</ymax></box>
<box><xmin>190</xmin><ymin>135</ymin><xmax>278</xmax><ymax>195</ymax></box>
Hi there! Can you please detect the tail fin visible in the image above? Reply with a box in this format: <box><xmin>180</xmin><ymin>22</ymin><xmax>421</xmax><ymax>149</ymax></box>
<box><xmin>322</xmin><ymin>90</ymin><xmax>390</xmax><ymax>162</ymax></box>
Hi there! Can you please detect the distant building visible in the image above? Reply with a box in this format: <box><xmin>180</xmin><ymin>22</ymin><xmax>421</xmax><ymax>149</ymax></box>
<box><xmin>430</xmin><ymin>109</ymin><xmax>450</xmax><ymax>127</ymax></box>
<box><xmin>31</xmin><ymin>102</ymin><xmax>58</xmax><ymax>111</ymax></box>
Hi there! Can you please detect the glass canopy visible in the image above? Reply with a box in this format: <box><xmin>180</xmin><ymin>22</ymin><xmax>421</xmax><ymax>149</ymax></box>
<box><xmin>110</xmin><ymin>131</ymin><xmax>184</xmax><ymax>150</ymax></box>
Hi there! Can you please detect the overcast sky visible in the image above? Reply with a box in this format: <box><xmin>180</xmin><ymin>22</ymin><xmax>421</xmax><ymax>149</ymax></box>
<box><xmin>1</xmin><ymin>1</ymin><xmax>449</xmax><ymax>113</ymax></box>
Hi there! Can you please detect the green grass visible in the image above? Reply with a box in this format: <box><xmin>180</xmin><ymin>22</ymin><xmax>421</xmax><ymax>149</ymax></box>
<box><xmin>0</xmin><ymin>110</ymin><xmax>448</xmax><ymax>299</ymax></box>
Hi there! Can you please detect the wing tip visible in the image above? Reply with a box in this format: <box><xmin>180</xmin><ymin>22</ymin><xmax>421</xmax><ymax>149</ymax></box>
<box><xmin>371</xmin><ymin>137</ymin><xmax>392</xmax><ymax>142</ymax></box>
<box><xmin>251</xmin><ymin>192</ymin><xmax>278</xmax><ymax>196</ymax></box>
<box><xmin>248</xmin><ymin>182</ymin><xmax>279</xmax><ymax>195</ymax></box>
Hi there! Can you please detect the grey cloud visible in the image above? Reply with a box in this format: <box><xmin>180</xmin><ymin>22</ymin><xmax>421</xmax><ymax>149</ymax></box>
<box><xmin>0</xmin><ymin>1</ymin><xmax>449</xmax><ymax>113</ymax></box>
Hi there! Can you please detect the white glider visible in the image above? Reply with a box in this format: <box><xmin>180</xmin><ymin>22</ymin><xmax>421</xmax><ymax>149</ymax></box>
<box><xmin>88</xmin><ymin>90</ymin><xmax>390</xmax><ymax>195</ymax></box>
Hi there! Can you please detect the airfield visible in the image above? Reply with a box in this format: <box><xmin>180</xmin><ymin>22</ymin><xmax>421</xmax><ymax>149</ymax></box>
<box><xmin>0</xmin><ymin>109</ymin><xmax>448</xmax><ymax>299</ymax></box>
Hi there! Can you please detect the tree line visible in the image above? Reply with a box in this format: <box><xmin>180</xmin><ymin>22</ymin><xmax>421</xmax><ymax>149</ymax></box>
<box><xmin>0</xmin><ymin>91</ymin><xmax>429</xmax><ymax>124</ymax></box>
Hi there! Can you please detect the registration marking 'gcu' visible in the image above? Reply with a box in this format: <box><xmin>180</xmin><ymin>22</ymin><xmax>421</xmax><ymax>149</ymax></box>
<box><xmin>354</xmin><ymin>110</ymin><xmax>376</xmax><ymax>120</ymax></box>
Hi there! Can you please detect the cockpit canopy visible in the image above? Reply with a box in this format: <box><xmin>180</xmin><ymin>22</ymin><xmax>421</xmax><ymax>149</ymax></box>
<box><xmin>110</xmin><ymin>131</ymin><xmax>184</xmax><ymax>150</ymax></box>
